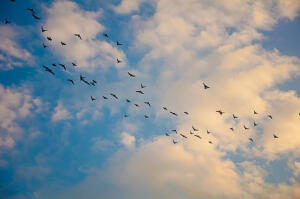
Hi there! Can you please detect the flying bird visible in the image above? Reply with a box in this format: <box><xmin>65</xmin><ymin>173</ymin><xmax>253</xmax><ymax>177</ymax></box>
<box><xmin>184</xmin><ymin>112</ymin><xmax>189</xmax><ymax>115</ymax></box>
<box><xmin>180</xmin><ymin>134</ymin><xmax>187</xmax><ymax>138</ymax></box>
<box><xmin>216</xmin><ymin>110</ymin><xmax>225</xmax><ymax>115</ymax></box>
<box><xmin>90</xmin><ymin>96</ymin><xmax>96</xmax><ymax>101</ymax></box>
<box><xmin>233</xmin><ymin>114</ymin><xmax>238</xmax><ymax>119</ymax></box>
<box><xmin>189</xmin><ymin>131</ymin><xmax>193</xmax><ymax>135</ymax></box>
<box><xmin>102</xmin><ymin>96</ymin><xmax>108</xmax><ymax>99</ymax></box>
<box><xmin>141</xmin><ymin>84</ymin><xmax>146</xmax><ymax>88</ymax></box>
<box><xmin>134</xmin><ymin>104</ymin><xmax>139</xmax><ymax>107</ymax></box>
<box><xmin>103</xmin><ymin>33</ymin><xmax>109</xmax><ymax>38</ymax></box>
<box><xmin>163</xmin><ymin>107</ymin><xmax>168</xmax><ymax>111</ymax></box>
<box><xmin>47</xmin><ymin>37</ymin><xmax>52</xmax><ymax>41</ymax></box>
<box><xmin>10</xmin><ymin>0</ymin><xmax>15</xmax><ymax>2</ymax></box>
<box><xmin>42</xmin><ymin>43</ymin><xmax>48</xmax><ymax>48</ymax></box>
<box><xmin>59</xmin><ymin>64</ymin><xmax>66</xmax><ymax>71</ymax></box>
<box><xmin>170</xmin><ymin>112</ymin><xmax>178</xmax><ymax>116</ymax></box>
<box><xmin>230</xmin><ymin>127</ymin><xmax>234</xmax><ymax>131</ymax></box>
<box><xmin>126</xmin><ymin>99</ymin><xmax>131</xmax><ymax>103</ymax></box>
<box><xmin>249</xmin><ymin>138</ymin><xmax>254</xmax><ymax>142</ymax></box>
<box><xmin>207</xmin><ymin>130</ymin><xmax>212</xmax><ymax>134</ymax></box>
<box><xmin>268</xmin><ymin>115</ymin><xmax>273</xmax><ymax>119</ymax></box>
<box><xmin>128</xmin><ymin>72</ymin><xmax>136</xmax><ymax>77</ymax></box>
<box><xmin>52</xmin><ymin>64</ymin><xmax>57</xmax><ymax>67</ymax></box>
<box><xmin>144</xmin><ymin>102</ymin><xmax>151</xmax><ymax>107</ymax></box>
<box><xmin>110</xmin><ymin>93</ymin><xmax>118</xmax><ymax>99</ymax></box>
<box><xmin>253</xmin><ymin>122</ymin><xmax>258</xmax><ymax>127</ymax></box>
<box><xmin>254</xmin><ymin>110</ymin><xmax>258</xmax><ymax>114</ymax></box>
<box><xmin>273</xmin><ymin>134</ymin><xmax>279</xmax><ymax>139</ymax></box>
<box><xmin>27</xmin><ymin>8</ymin><xmax>35</xmax><ymax>13</ymax></box>
<box><xmin>173</xmin><ymin>140</ymin><xmax>178</xmax><ymax>144</ymax></box>
<box><xmin>136</xmin><ymin>90</ymin><xmax>144</xmax><ymax>94</ymax></box>
<box><xmin>80</xmin><ymin>74</ymin><xmax>90</xmax><ymax>85</ymax></box>
<box><xmin>41</xmin><ymin>26</ymin><xmax>47</xmax><ymax>32</ymax></box>
<box><xmin>171</xmin><ymin>129</ymin><xmax>177</xmax><ymax>134</ymax></box>
<box><xmin>116</xmin><ymin>41</ymin><xmax>123</xmax><ymax>46</ymax></box>
<box><xmin>144</xmin><ymin>115</ymin><xmax>149</xmax><ymax>119</ymax></box>
<box><xmin>208</xmin><ymin>141</ymin><xmax>213</xmax><ymax>144</ymax></box>
<box><xmin>244</xmin><ymin>125</ymin><xmax>249</xmax><ymax>130</ymax></box>
<box><xmin>203</xmin><ymin>83</ymin><xmax>210</xmax><ymax>89</ymax></box>
<box><xmin>117</xmin><ymin>58</ymin><xmax>122</xmax><ymax>63</ymax></box>
<box><xmin>165</xmin><ymin>133</ymin><xmax>169</xmax><ymax>136</ymax></box>
<box><xmin>74</xmin><ymin>34</ymin><xmax>82</xmax><ymax>40</ymax></box>
<box><xmin>32</xmin><ymin>13</ymin><xmax>40</xmax><ymax>20</ymax></box>
<box><xmin>5</xmin><ymin>19</ymin><xmax>11</xmax><ymax>24</ymax></box>
<box><xmin>192</xmin><ymin>126</ymin><xmax>198</xmax><ymax>131</ymax></box>
<box><xmin>72</xmin><ymin>62</ymin><xmax>77</xmax><ymax>66</ymax></box>
<box><xmin>67</xmin><ymin>79</ymin><xmax>74</xmax><ymax>85</ymax></box>
<box><xmin>124</xmin><ymin>114</ymin><xmax>129</xmax><ymax>118</ymax></box>
<box><xmin>61</xmin><ymin>42</ymin><xmax>66</xmax><ymax>46</ymax></box>
<box><xmin>42</xmin><ymin>65</ymin><xmax>54</xmax><ymax>75</ymax></box>
<box><xmin>194</xmin><ymin>135</ymin><xmax>202</xmax><ymax>139</ymax></box>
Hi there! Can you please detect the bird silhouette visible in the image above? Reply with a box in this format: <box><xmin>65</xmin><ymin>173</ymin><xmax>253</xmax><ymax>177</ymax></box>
<box><xmin>32</xmin><ymin>13</ymin><xmax>40</xmax><ymax>20</ymax></box>
<box><xmin>41</xmin><ymin>26</ymin><xmax>47</xmax><ymax>32</ymax></box>
<box><xmin>268</xmin><ymin>115</ymin><xmax>273</xmax><ymax>119</ymax></box>
<box><xmin>116</xmin><ymin>41</ymin><xmax>123</xmax><ymax>46</ymax></box>
<box><xmin>10</xmin><ymin>0</ymin><xmax>15</xmax><ymax>2</ymax></box>
<box><xmin>203</xmin><ymin>83</ymin><xmax>210</xmax><ymax>89</ymax></box>
<box><xmin>233</xmin><ymin>114</ymin><xmax>238</xmax><ymax>119</ymax></box>
<box><xmin>192</xmin><ymin>126</ymin><xmax>198</xmax><ymax>131</ymax></box>
<box><xmin>128</xmin><ymin>72</ymin><xmax>135</xmax><ymax>77</ymax></box>
<box><xmin>144</xmin><ymin>115</ymin><xmax>149</xmax><ymax>119</ymax></box>
<box><xmin>102</xmin><ymin>96</ymin><xmax>108</xmax><ymax>99</ymax></box>
<box><xmin>253</xmin><ymin>122</ymin><xmax>258</xmax><ymax>127</ymax></box>
<box><xmin>173</xmin><ymin>140</ymin><xmax>178</xmax><ymax>144</ymax></box>
<box><xmin>141</xmin><ymin>84</ymin><xmax>146</xmax><ymax>88</ymax></box>
<box><xmin>184</xmin><ymin>112</ymin><xmax>189</xmax><ymax>115</ymax></box>
<box><xmin>47</xmin><ymin>37</ymin><xmax>52</xmax><ymax>41</ymax></box>
<box><xmin>243</xmin><ymin>125</ymin><xmax>249</xmax><ymax>130</ymax></box>
<box><xmin>80</xmin><ymin>74</ymin><xmax>90</xmax><ymax>85</ymax></box>
<box><xmin>165</xmin><ymin>133</ymin><xmax>169</xmax><ymax>136</ymax></box>
<box><xmin>230</xmin><ymin>127</ymin><xmax>234</xmax><ymax>131</ymax></box>
<box><xmin>254</xmin><ymin>110</ymin><xmax>258</xmax><ymax>114</ymax></box>
<box><xmin>59</xmin><ymin>64</ymin><xmax>66</xmax><ymax>71</ymax></box>
<box><xmin>171</xmin><ymin>129</ymin><xmax>177</xmax><ymax>134</ymax></box>
<box><xmin>163</xmin><ymin>107</ymin><xmax>168</xmax><ymax>111</ymax></box>
<box><xmin>216</xmin><ymin>110</ymin><xmax>225</xmax><ymax>115</ymax></box>
<box><xmin>61</xmin><ymin>42</ymin><xmax>66</xmax><ymax>46</ymax></box>
<box><xmin>72</xmin><ymin>62</ymin><xmax>77</xmax><ymax>66</ymax></box>
<box><xmin>134</xmin><ymin>104</ymin><xmax>139</xmax><ymax>107</ymax></box>
<box><xmin>5</xmin><ymin>19</ymin><xmax>11</xmax><ymax>24</ymax></box>
<box><xmin>74</xmin><ymin>34</ymin><xmax>82</xmax><ymax>40</ymax></box>
<box><xmin>42</xmin><ymin>43</ymin><xmax>48</xmax><ymax>48</ymax></box>
<box><xmin>110</xmin><ymin>93</ymin><xmax>118</xmax><ymax>99</ymax></box>
<box><xmin>126</xmin><ymin>99</ymin><xmax>131</xmax><ymax>103</ymax></box>
<box><xmin>52</xmin><ymin>63</ymin><xmax>57</xmax><ymax>67</ymax></box>
<box><xmin>189</xmin><ymin>131</ymin><xmax>193</xmax><ymax>135</ymax></box>
<box><xmin>180</xmin><ymin>134</ymin><xmax>187</xmax><ymax>138</ymax></box>
<box><xmin>67</xmin><ymin>79</ymin><xmax>74</xmax><ymax>85</ymax></box>
<box><xmin>124</xmin><ymin>114</ymin><xmax>129</xmax><ymax>118</ymax></box>
<box><xmin>207</xmin><ymin>130</ymin><xmax>212</xmax><ymax>134</ymax></box>
<box><xmin>208</xmin><ymin>141</ymin><xmax>213</xmax><ymax>144</ymax></box>
<box><xmin>42</xmin><ymin>65</ymin><xmax>54</xmax><ymax>75</ymax></box>
<box><xmin>103</xmin><ymin>33</ymin><xmax>109</xmax><ymax>38</ymax></box>
<box><xmin>194</xmin><ymin>135</ymin><xmax>202</xmax><ymax>139</ymax></box>
<box><xmin>170</xmin><ymin>112</ymin><xmax>178</xmax><ymax>116</ymax></box>
<box><xmin>90</xmin><ymin>96</ymin><xmax>96</xmax><ymax>101</ymax></box>
<box><xmin>136</xmin><ymin>90</ymin><xmax>144</xmax><ymax>94</ymax></box>
<box><xmin>273</xmin><ymin>134</ymin><xmax>279</xmax><ymax>139</ymax></box>
<box><xmin>27</xmin><ymin>8</ymin><xmax>35</xmax><ymax>13</ymax></box>
<box><xmin>144</xmin><ymin>102</ymin><xmax>151</xmax><ymax>107</ymax></box>
<box><xmin>117</xmin><ymin>58</ymin><xmax>122</xmax><ymax>63</ymax></box>
<box><xmin>249</xmin><ymin>138</ymin><xmax>254</xmax><ymax>142</ymax></box>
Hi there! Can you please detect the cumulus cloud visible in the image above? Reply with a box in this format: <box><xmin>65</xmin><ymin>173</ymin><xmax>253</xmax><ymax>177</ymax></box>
<box><xmin>120</xmin><ymin>132</ymin><xmax>136</xmax><ymax>148</ymax></box>
<box><xmin>0</xmin><ymin>84</ymin><xmax>42</xmax><ymax>148</ymax></box>
<box><xmin>52</xmin><ymin>101</ymin><xmax>71</xmax><ymax>121</ymax></box>
<box><xmin>113</xmin><ymin>0</ymin><xmax>145</xmax><ymax>14</ymax></box>
<box><xmin>0</xmin><ymin>25</ymin><xmax>32</xmax><ymax>69</ymax></box>
<box><xmin>43</xmin><ymin>0</ymin><xmax>126</xmax><ymax>71</ymax></box>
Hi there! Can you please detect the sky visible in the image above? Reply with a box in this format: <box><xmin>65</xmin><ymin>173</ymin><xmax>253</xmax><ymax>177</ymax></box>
<box><xmin>0</xmin><ymin>0</ymin><xmax>300</xmax><ymax>199</ymax></box>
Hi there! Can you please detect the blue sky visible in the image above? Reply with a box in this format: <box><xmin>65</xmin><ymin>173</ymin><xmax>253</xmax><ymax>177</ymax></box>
<box><xmin>0</xmin><ymin>1</ymin><xmax>300</xmax><ymax>199</ymax></box>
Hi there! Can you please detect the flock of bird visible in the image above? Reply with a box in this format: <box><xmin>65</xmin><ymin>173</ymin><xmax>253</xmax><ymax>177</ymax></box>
<box><xmin>4</xmin><ymin>0</ymin><xmax>300</xmax><ymax>147</ymax></box>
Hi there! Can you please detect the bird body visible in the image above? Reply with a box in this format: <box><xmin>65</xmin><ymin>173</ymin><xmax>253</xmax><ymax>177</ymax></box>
<box><xmin>273</xmin><ymin>134</ymin><xmax>278</xmax><ymax>139</ymax></box>
<box><xmin>194</xmin><ymin>135</ymin><xmax>202</xmax><ymax>139</ymax></box>
<box><xmin>141</xmin><ymin>84</ymin><xmax>146</xmax><ymax>88</ymax></box>
<box><xmin>170</xmin><ymin>111</ymin><xmax>178</xmax><ymax>116</ymax></box>
<box><xmin>117</xmin><ymin>58</ymin><xmax>122</xmax><ymax>63</ymax></box>
<box><xmin>184</xmin><ymin>112</ymin><xmax>189</xmax><ymax>115</ymax></box>
<box><xmin>163</xmin><ymin>107</ymin><xmax>168</xmax><ymax>111</ymax></box>
<box><xmin>128</xmin><ymin>72</ymin><xmax>136</xmax><ymax>77</ymax></box>
<box><xmin>61</xmin><ymin>42</ymin><xmax>66</xmax><ymax>46</ymax></box>
<box><xmin>110</xmin><ymin>93</ymin><xmax>118</xmax><ymax>99</ymax></box>
<box><xmin>173</xmin><ymin>140</ymin><xmax>178</xmax><ymax>144</ymax></box>
<box><xmin>244</xmin><ymin>125</ymin><xmax>249</xmax><ymax>130</ymax></box>
<box><xmin>233</xmin><ymin>114</ymin><xmax>238</xmax><ymax>119</ymax></box>
<box><xmin>144</xmin><ymin>102</ymin><xmax>151</xmax><ymax>107</ymax></box>
<box><xmin>41</xmin><ymin>26</ymin><xmax>47</xmax><ymax>32</ymax></box>
<box><xmin>203</xmin><ymin>83</ymin><xmax>210</xmax><ymax>89</ymax></box>
<box><xmin>59</xmin><ymin>64</ymin><xmax>66</xmax><ymax>71</ymax></box>
<box><xmin>74</xmin><ymin>34</ymin><xmax>82</xmax><ymax>40</ymax></box>
<box><xmin>180</xmin><ymin>134</ymin><xmax>187</xmax><ymax>138</ymax></box>
<box><xmin>67</xmin><ymin>79</ymin><xmax>74</xmax><ymax>85</ymax></box>
<box><xmin>192</xmin><ymin>126</ymin><xmax>198</xmax><ymax>131</ymax></box>
<box><xmin>136</xmin><ymin>90</ymin><xmax>144</xmax><ymax>94</ymax></box>
<box><xmin>144</xmin><ymin>115</ymin><xmax>149</xmax><ymax>119</ymax></box>
<box><xmin>42</xmin><ymin>65</ymin><xmax>54</xmax><ymax>75</ymax></box>
<box><xmin>103</xmin><ymin>96</ymin><xmax>108</xmax><ymax>99</ymax></box>
<box><xmin>90</xmin><ymin>96</ymin><xmax>96</xmax><ymax>101</ymax></box>
<box><xmin>126</xmin><ymin>99</ymin><xmax>131</xmax><ymax>103</ymax></box>
<box><xmin>116</xmin><ymin>41</ymin><xmax>123</xmax><ymax>45</ymax></box>
<box><xmin>216</xmin><ymin>110</ymin><xmax>224</xmax><ymax>115</ymax></box>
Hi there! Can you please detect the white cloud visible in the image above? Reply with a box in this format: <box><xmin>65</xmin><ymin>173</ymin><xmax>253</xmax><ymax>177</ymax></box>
<box><xmin>44</xmin><ymin>0</ymin><xmax>126</xmax><ymax>71</ymax></box>
<box><xmin>120</xmin><ymin>132</ymin><xmax>136</xmax><ymax>148</ymax></box>
<box><xmin>52</xmin><ymin>101</ymin><xmax>71</xmax><ymax>121</ymax></box>
<box><xmin>113</xmin><ymin>0</ymin><xmax>146</xmax><ymax>14</ymax></box>
<box><xmin>0</xmin><ymin>25</ymin><xmax>32</xmax><ymax>69</ymax></box>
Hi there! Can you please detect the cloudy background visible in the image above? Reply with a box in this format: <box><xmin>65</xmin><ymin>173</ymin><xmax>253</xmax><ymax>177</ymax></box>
<box><xmin>0</xmin><ymin>0</ymin><xmax>300</xmax><ymax>198</ymax></box>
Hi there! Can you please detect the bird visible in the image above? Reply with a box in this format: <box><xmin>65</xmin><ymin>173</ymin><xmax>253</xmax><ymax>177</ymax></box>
<box><xmin>41</xmin><ymin>26</ymin><xmax>47</xmax><ymax>32</ymax></box>
<box><xmin>230</xmin><ymin>127</ymin><xmax>234</xmax><ymax>131</ymax></box>
<box><xmin>253</xmin><ymin>122</ymin><xmax>258</xmax><ymax>127</ymax></box>
<box><xmin>110</xmin><ymin>93</ymin><xmax>118</xmax><ymax>99</ymax></box>
<box><xmin>61</xmin><ymin>42</ymin><xmax>67</xmax><ymax>46</ymax></box>
<box><xmin>32</xmin><ymin>13</ymin><xmax>40</xmax><ymax>20</ymax></box>
<box><xmin>208</xmin><ymin>141</ymin><xmax>213</xmax><ymax>144</ymax></box>
<box><xmin>42</xmin><ymin>65</ymin><xmax>55</xmax><ymax>75</ymax></box>
<box><xmin>233</xmin><ymin>114</ymin><xmax>238</xmax><ymax>119</ymax></box>
<box><xmin>128</xmin><ymin>72</ymin><xmax>136</xmax><ymax>77</ymax></box>
<box><xmin>117</xmin><ymin>58</ymin><xmax>122</xmax><ymax>63</ymax></box>
<box><xmin>173</xmin><ymin>140</ymin><xmax>178</xmax><ymax>144</ymax></box>
<box><xmin>268</xmin><ymin>115</ymin><xmax>273</xmax><ymax>119</ymax></box>
<box><xmin>92</xmin><ymin>80</ymin><xmax>97</xmax><ymax>84</ymax></box>
<box><xmin>189</xmin><ymin>131</ymin><xmax>193</xmax><ymax>135</ymax></box>
<box><xmin>126</xmin><ymin>99</ymin><xmax>131</xmax><ymax>103</ymax></box>
<box><xmin>165</xmin><ymin>133</ymin><xmax>169</xmax><ymax>136</ymax></box>
<box><xmin>194</xmin><ymin>135</ymin><xmax>202</xmax><ymax>139</ymax></box>
<box><xmin>192</xmin><ymin>126</ymin><xmax>198</xmax><ymax>131</ymax></box>
<box><xmin>144</xmin><ymin>115</ymin><xmax>149</xmax><ymax>119</ymax></box>
<box><xmin>47</xmin><ymin>37</ymin><xmax>52</xmax><ymax>41</ymax></box>
<box><xmin>273</xmin><ymin>134</ymin><xmax>279</xmax><ymax>139</ymax></box>
<box><xmin>102</xmin><ymin>96</ymin><xmax>108</xmax><ymax>99</ymax></box>
<box><xmin>59</xmin><ymin>64</ymin><xmax>66</xmax><ymax>71</ymax></box>
<box><xmin>27</xmin><ymin>8</ymin><xmax>35</xmax><ymax>13</ymax></box>
<box><xmin>207</xmin><ymin>130</ymin><xmax>212</xmax><ymax>134</ymax></box>
<box><xmin>80</xmin><ymin>74</ymin><xmax>90</xmax><ymax>85</ymax></box>
<box><xmin>216</xmin><ymin>110</ymin><xmax>225</xmax><ymax>115</ymax></box>
<box><xmin>180</xmin><ymin>134</ymin><xmax>187</xmax><ymax>138</ymax></box>
<box><xmin>141</xmin><ymin>84</ymin><xmax>146</xmax><ymax>88</ymax></box>
<box><xmin>203</xmin><ymin>83</ymin><xmax>210</xmax><ymax>89</ymax></box>
<box><xmin>116</xmin><ymin>41</ymin><xmax>123</xmax><ymax>46</ymax></box>
<box><xmin>136</xmin><ymin>90</ymin><xmax>144</xmax><ymax>94</ymax></box>
<box><xmin>184</xmin><ymin>112</ymin><xmax>189</xmax><ymax>115</ymax></box>
<box><xmin>124</xmin><ymin>114</ymin><xmax>129</xmax><ymax>118</ymax></box>
<box><xmin>134</xmin><ymin>104</ymin><xmax>139</xmax><ymax>107</ymax></box>
<box><xmin>244</xmin><ymin>125</ymin><xmax>249</xmax><ymax>130</ymax></box>
<box><xmin>90</xmin><ymin>96</ymin><xmax>96</xmax><ymax>101</ymax></box>
<box><xmin>103</xmin><ymin>33</ymin><xmax>109</xmax><ymax>38</ymax></box>
<box><xmin>144</xmin><ymin>102</ymin><xmax>151</xmax><ymax>107</ymax></box>
<box><xmin>4</xmin><ymin>19</ymin><xmax>11</xmax><ymax>24</ymax></box>
<box><xmin>42</xmin><ymin>43</ymin><xmax>48</xmax><ymax>48</ymax></box>
<box><xmin>67</xmin><ymin>79</ymin><xmax>74</xmax><ymax>85</ymax></box>
<box><xmin>171</xmin><ymin>129</ymin><xmax>177</xmax><ymax>134</ymax></box>
<box><xmin>52</xmin><ymin>64</ymin><xmax>57</xmax><ymax>67</ymax></box>
<box><xmin>249</xmin><ymin>138</ymin><xmax>254</xmax><ymax>142</ymax></box>
<box><xmin>254</xmin><ymin>110</ymin><xmax>258</xmax><ymax>114</ymax></box>
<box><xmin>74</xmin><ymin>34</ymin><xmax>82</xmax><ymax>40</ymax></box>
<box><xmin>10</xmin><ymin>0</ymin><xmax>15</xmax><ymax>2</ymax></box>
<box><xmin>72</xmin><ymin>62</ymin><xmax>77</xmax><ymax>66</ymax></box>
<box><xmin>170</xmin><ymin>112</ymin><xmax>178</xmax><ymax>116</ymax></box>
<box><xmin>163</xmin><ymin>107</ymin><xmax>168</xmax><ymax>111</ymax></box>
